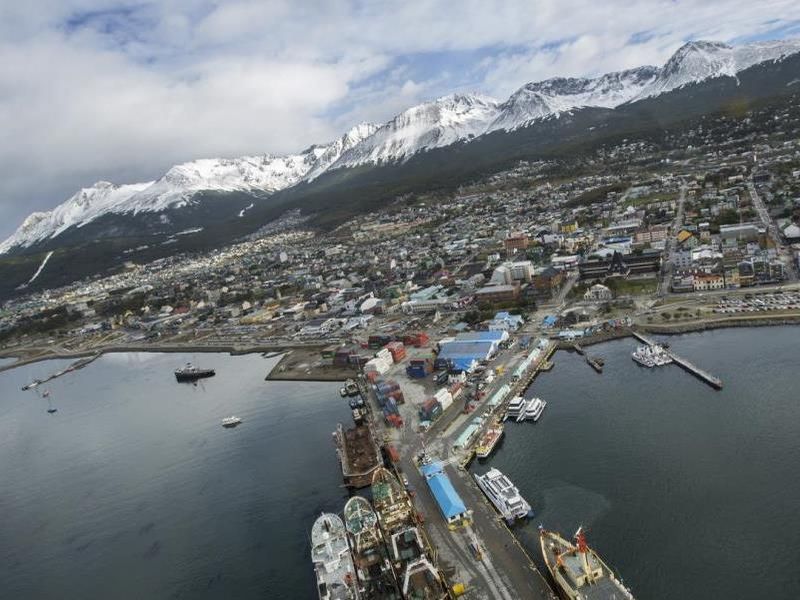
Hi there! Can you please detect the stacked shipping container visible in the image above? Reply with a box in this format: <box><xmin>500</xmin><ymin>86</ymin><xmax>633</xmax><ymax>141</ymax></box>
<box><xmin>406</xmin><ymin>358</ymin><xmax>434</xmax><ymax>379</ymax></box>
<box><xmin>402</xmin><ymin>332</ymin><xmax>430</xmax><ymax>347</ymax></box>
<box><xmin>385</xmin><ymin>341</ymin><xmax>406</xmax><ymax>363</ymax></box>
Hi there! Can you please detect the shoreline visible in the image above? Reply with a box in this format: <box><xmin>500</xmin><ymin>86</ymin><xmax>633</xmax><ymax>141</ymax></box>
<box><xmin>2</xmin><ymin>313</ymin><xmax>799</xmax><ymax>377</ymax></box>
<box><xmin>558</xmin><ymin>313</ymin><xmax>800</xmax><ymax>348</ymax></box>
<box><xmin>0</xmin><ymin>343</ymin><xmax>306</xmax><ymax>374</ymax></box>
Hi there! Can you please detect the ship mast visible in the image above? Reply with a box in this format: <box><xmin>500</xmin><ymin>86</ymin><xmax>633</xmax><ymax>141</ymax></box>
<box><xmin>575</xmin><ymin>527</ymin><xmax>596</xmax><ymax>583</ymax></box>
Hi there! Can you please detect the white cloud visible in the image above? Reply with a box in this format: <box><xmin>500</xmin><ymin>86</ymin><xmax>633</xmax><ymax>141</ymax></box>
<box><xmin>1</xmin><ymin>1</ymin><xmax>800</xmax><ymax>236</ymax></box>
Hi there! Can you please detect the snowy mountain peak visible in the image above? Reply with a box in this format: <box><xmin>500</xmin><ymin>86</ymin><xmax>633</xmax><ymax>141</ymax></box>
<box><xmin>4</xmin><ymin>37</ymin><xmax>800</xmax><ymax>255</ymax></box>
<box><xmin>335</xmin><ymin>93</ymin><xmax>502</xmax><ymax>167</ymax></box>
<box><xmin>638</xmin><ymin>38</ymin><xmax>800</xmax><ymax>100</ymax></box>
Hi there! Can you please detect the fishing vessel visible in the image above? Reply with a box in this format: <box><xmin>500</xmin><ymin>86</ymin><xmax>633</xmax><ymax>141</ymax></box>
<box><xmin>311</xmin><ymin>513</ymin><xmax>360</xmax><ymax>600</ymax></box>
<box><xmin>340</xmin><ymin>379</ymin><xmax>361</xmax><ymax>397</ymax></box>
<box><xmin>344</xmin><ymin>496</ymin><xmax>401</xmax><ymax>599</ymax></box>
<box><xmin>539</xmin><ymin>527</ymin><xmax>634</xmax><ymax>600</ymax></box>
<box><xmin>371</xmin><ymin>468</ymin><xmax>446</xmax><ymax>600</ymax></box>
<box><xmin>221</xmin><ymin>416</ymin><xmax>242</xmax><ymax>428</ymax></box>
<box><xmin>631</xmin><ymin>345</ymin><xmax>672</xmax><ymax>368</ymax></box>
<box><xmin>174</xmin><ymin>363</ymin><xmax>216</xmax><ymax>382</ymax></box>
<box><xmin>475</xmin><ymin>423</ymin><xmax>504</xmax><ymax>459</ymax></box>
<box><xmin>474</xmin><ymin>468</ymin><xmax>533</xmax><ymax>524</ymax></box>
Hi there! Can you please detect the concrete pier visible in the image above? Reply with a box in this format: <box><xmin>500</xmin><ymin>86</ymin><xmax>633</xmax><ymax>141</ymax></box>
<box><xmin>630</xmin><ymin>330</ymin><xmax>723</xmax><ymax>390</ymax></box>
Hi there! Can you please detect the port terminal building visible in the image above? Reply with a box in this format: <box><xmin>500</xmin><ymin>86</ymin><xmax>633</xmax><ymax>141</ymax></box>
<box><xmin>420</xmin><ymin>462</ymin><xmax>469</xmax><ymax>528</ymax></box>
<box><xmin>435</xmin><ymin>330</ymin><xmax>508</xmax><ymax>372</ymax></box>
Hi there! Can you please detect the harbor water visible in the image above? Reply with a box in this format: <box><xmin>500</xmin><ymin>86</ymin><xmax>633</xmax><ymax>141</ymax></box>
<box><xmin>478</xmin><ymin>325</ymin><xmax>800</xmax><ymax>599</ymax></box>
<box><xmin>3</xmin><ymin>326</ymin><xmax>800</xmax><ymax>599</ymax></box>
<box><xmin>0</xmin><ymin>352</ymin><xmax>350</xmax><ymax>600</ymax></box>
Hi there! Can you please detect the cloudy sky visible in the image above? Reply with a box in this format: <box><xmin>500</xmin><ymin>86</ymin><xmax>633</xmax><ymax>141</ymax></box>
<box><xmin>1</xmin><ymin>1</ymin><xmax>799</xmax><ymax>238</ymax></box>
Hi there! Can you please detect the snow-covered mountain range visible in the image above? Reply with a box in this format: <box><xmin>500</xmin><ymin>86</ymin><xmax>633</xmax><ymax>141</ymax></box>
<box><xmin>3</xmin><ymin>39</ymin><xmax>800</xmax><ymax>254</ymax></box>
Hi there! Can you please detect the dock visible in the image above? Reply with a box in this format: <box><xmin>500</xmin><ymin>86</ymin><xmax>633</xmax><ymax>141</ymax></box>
<box><xmin>20</xmin><ymin>352</ymin><xmax>101</xmax><ymax>390</ymax></box>
<box><xmin>630</xmin><ymin>330</ymin><xmax>722</xmax><ymax>390</ymax></box>
<box><xmin>585</xmin><ymin>355</ymin><xmax>604</xmax><ymax>373</ymax></box>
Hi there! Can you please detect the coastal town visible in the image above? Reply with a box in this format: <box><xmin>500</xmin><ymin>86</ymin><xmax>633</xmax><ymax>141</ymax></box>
<box><xmin>3</xmin><ymin>90</ymin><xmax>800</xmax><ymax>599</ymax></box>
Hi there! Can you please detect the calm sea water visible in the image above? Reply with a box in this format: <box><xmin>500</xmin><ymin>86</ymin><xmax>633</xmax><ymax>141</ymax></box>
<box><xmin>476</xmin><ymin>326</ymin><xmax>800</xmax><ymax>599</ymax></box>
<box><xmin>4</xmin><ymin>328</ymin><xmax>800</xmax><ymax>600</ymax></box>
<box><xmin>0</xmin><ymin>352</ymin><xmax>350</xmax><ymax>600</ymax></box>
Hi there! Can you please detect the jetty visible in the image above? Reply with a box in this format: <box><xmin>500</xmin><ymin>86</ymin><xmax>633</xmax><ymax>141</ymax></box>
<box><xmin>20</xmin><ymin>352</ymin><xmax>101</xmax><ymax>391</ymax></box>
<box><xmin>630</xmin><ymin>330</ymin><xmax>722</xmax><ymax>390</ymax></box>
<box><xmin>585</xmin><ymin>355</ymin><xmax>604</xmax><ymax>373</ymax></box>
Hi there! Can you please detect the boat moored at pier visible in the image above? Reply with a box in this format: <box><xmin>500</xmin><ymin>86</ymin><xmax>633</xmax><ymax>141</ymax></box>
<box><xmin>505</xmin><ymin>396</ymin><xmax>547</xmax><ymax>422</ymax></box>
<box><xmin>371</xmin><ymin>468</ymin><xmax>446</xmax><ymax>600</ymax></box>
<box><xmin>344</xmin><ymin>496</ymin><xmax>401</xmax><ymax>599</ymax></box>
<box><xmin>311</xmin><ymin>513</ymin><xmax>360</xmax><ymax>600</ymax></box>
<box><xmin>341</xmin><ymin>379</ymin><xmax>361</xmax><ymax>398</ymax></box>
<box><xmin>631</xmin><ymin>345</ymin><xmax>672</xmax><ymax>368</ymax></box>
<box><xmin>539</xmin><ymin>527</ymin><xmax>634</xmax><ymax>600</ymax></box>
<box><xmin>474</xmin><ymin>468</ymin><xmax>532</xmax><ymax>524</ymax></box>
<box><xmin>475</xmin><ymin>423</ymin><xmax>504</xmax><ymax>459</ymax></box>
<box><xmin>334</xmin><ymin>423</ymin><xmax>383</xmax><ymax>488</ymax></box>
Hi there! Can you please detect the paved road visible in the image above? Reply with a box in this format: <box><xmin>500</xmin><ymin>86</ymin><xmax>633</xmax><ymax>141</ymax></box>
<box><xmin>373</xmin><ymin>338</ymin><xmax>557</xmax><ymax>599</ymax></box>
<box><xmin>747</xmin><ymin>180</ymin><xmax>798</xmax><ymax>281</ymax></box>
<box><xmin>657</xmin><ymin>184</ymin><xmax>686</xmax><ymax>297</ymax></box>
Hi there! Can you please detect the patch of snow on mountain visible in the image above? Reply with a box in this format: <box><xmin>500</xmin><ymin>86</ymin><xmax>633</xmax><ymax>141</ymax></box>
<box><xmin>0</xmin><ymin>181</ymin><xmax>152</xmax><ymax>252</ymax></box>
<box><xmin>333</xmin><ymin>94</ymin><xmax>500</xmax><ymax>167</ymax></box>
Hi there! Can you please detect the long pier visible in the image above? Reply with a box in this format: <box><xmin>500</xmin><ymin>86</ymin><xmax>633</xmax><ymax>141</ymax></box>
<box><xmin>630</xmin><ymin>330</ymin><xmax>723</xmax><ymax>390</ymax></box>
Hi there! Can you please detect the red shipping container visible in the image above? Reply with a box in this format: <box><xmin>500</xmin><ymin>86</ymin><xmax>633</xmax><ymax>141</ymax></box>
<box><xmin>386</xmin><ymin>445</ymin><xmax>400</xmax><ymax>463</ymax></box>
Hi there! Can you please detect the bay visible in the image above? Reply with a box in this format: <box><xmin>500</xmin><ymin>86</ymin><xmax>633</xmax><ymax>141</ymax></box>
<box><xmin>476</xmin><ymin>326</ymin><xmax>800</xmax><ymax>599</ymax></box>
<box><xmin>0</xmin><ymin>352</ymin><xmax>349</xmax><ymax>600</ymax></box>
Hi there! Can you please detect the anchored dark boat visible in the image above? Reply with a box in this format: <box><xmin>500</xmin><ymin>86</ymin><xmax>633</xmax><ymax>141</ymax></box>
<box><xmin>174</xmin><ymin>363</ymin><xmax>215</xmax><ymax>382</ymax></box>
<box><xmin>540</xmin><ymin>527</ymin><xmax>634</xmax><ymax>600</ymax></box>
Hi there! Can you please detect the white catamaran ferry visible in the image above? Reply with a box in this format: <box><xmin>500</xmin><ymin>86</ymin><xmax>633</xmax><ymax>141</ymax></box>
<box><xmin>474</xmin><ymin>468</ymin><xmax>533</xmax><ymax>524</ymax></box>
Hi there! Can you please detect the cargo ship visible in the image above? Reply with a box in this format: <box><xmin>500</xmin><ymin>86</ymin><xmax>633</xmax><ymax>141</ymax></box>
<box><xmin>371</xmin><ymin>468</ymin><xmax>447</xmax><ymax>600</ymax></box>
<box><xmin>343</xmin><ymin>496</ymin><xmax>401</xmax><ymax>599</ymax></box>
<box><xmin>174</xmin><ymin>363</ymin><xmax>215</xmax><ymax>382</ymax></box>
<box><xmin>311</xmin><ymin>513</ymin><xmax>359</xmax><ymax>600</ymax></box>
<box><xmin>334</xmin><ymin>423</ymin><xmax>383</xmax><ymax>488</ymax></box>
<box><xmin>475</xmin><ymin>423</ymin><xmax>504</xmax><ymax>459</ymax></box>
<box><xmin>539</xmin><ymin>527</ymin><xmax>634</xmax><ymax>600</ymax></box>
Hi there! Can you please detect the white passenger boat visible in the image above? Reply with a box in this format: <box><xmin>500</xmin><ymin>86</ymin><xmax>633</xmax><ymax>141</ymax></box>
<box><xmin>631</xmin><ymin>344</ymin><xmax>672</xmax><ymax>368</ymax></box>
<box><xmin>509</xmin><ymin>397</ymin><xmax>547</xmax><ymax>422</ymax></box>
<box><xmin>504</xmin><ymin>396</ymin><xmax>526</xmax><ymax>421</ymax></box>
<box><xmin>525</xmin><ymin>397</ymin><xmax>547</xmax><ymax>422</ymax></box>
<box><xmin>474</xmin><ymin>468</ymin><xmax>533</xmax><ymax>524</ymax></box>
<box><xmin>221</xmin><ymin>416</ymin><xmax>242</xmax><ymax>428</ymax></box>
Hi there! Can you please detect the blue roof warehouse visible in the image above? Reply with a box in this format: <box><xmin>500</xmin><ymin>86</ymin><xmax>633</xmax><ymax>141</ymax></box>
<box><xmin>420</xmin><ymin>462</ymin><xmax>469</xmax><ymax>528</ymax></box>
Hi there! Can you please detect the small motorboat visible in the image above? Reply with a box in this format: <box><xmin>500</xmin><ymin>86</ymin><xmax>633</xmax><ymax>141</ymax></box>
<box><xmin>221</xmin><ymin>416</ymin><xmax>242</xmax><ymax>428</ymax></box>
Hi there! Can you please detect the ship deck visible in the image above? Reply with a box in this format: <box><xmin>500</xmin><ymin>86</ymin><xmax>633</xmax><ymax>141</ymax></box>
<box><xmin>542</xmin><ymin>537</ymin><xmax>631</xmax><ymax>600</ymax></box>
<box><xmin>341</xmin><ymin>424</ymin><xmax>381</xmax><ymax>476</ymax></box>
